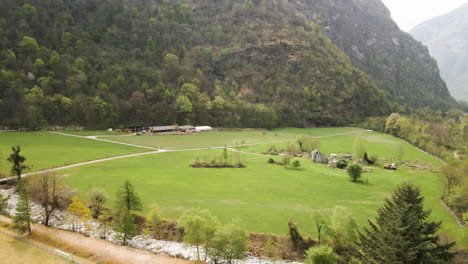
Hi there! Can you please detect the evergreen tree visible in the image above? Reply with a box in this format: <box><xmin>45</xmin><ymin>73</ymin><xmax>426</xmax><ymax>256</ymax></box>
<box><xmin>7</xmin><ymin>145</ymin><xmax>28</xmax><ymax>180</ymax></box>
<box><xmin>115</xmin><ymin>180</ymin><xmax>142</xmax><ymax>212</ymax></box>
<box><xmin>116</xmin><ymin>209</ymin><xmax>137</xmax><ymax>245</ymax></box>
<box><xmin>13</xmin><ymin>187</ymin><xmax>33</xmax><ymax>234</ymax></box>
<box><xmin>357</xmin><ymin>183</ymin><xmax>455</xmax><ymax>264</ymax></box>
<box><xmin>114</xmin><ymin>180</ymin><xmax>142</xmax><ymax>245</ymax></box>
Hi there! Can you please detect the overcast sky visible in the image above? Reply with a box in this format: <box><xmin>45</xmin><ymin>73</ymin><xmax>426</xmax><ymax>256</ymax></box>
<box><xmin>381</xmin><ymin>0</ymin><xmax>468</xmax><ymax>31</ymax></box>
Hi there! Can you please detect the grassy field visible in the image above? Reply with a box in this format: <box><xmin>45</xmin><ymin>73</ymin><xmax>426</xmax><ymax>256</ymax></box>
<box><xmin>3</xmin><ymin>128</ymin><xmax>463</xmax><ymax>247</ymax></box>
<box><xmin>58</xmin><ymin>130</ymin><xmax>124</xmax><ymax>136</ymax></box>
<box><xmin>238</xmin><ymin>130</ymin><xmax>441</xmax><ymax>166</ymax></box>
<box><xmin>0</xmin><ymin>232</ymin><xmax>66</xmax><ymax>264</ymax></box>
<box><xmin>0</xmin><ymin>132</ymin><xmax>148</xmax><ymax>176</ymax></box>
<box><xmin>100</xmin><ymin>127</ymin><xmax>362</xmax><ymax>150</ymax></box>
<box><xmin>60</xmin><ymin>128</ymin><xmax>465</xmax><ymax>246</ymax></box>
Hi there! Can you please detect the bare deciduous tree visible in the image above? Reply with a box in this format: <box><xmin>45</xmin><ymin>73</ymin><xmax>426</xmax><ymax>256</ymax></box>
<box><xmin>28</xmin><ymin>173</ymin><xmax>73</xmax><ymax>226</ymax></box>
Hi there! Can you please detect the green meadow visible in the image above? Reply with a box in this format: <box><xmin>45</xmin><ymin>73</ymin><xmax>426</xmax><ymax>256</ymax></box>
<box><xmin>1</xmin><ymin>128</ymin><xmax>465</xmax><ymax>247</ymax></box>
<box><xmin>62</xmin><ymin>149</ymin><xmax>463</xmax><ymax>244</ymax></box>
<box><xmin>0</xmin><ymin>132</ymin><xmax>148</xmax><ymax>176</ymax></box>
<box><xmin>100</xmin><ymin>127</ymin><xmax>362</xmax><ymax>150</ymax></box>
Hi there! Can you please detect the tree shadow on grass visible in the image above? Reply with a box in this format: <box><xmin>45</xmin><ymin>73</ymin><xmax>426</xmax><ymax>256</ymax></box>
<box><xmin>285</xmin><ymin>167</ymin><xmax>306</xmax><ymax>171</ymax></box>
<box><xmin>350</xmin><ymin>178</ymin><xmax>373</xmax><ymax>186</ymax></box>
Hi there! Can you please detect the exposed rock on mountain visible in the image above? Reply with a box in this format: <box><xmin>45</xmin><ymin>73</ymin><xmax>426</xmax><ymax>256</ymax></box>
<box><xmin>411</xmin><ymin>3</ymin><xmax>468</xmax><ymax>101</ymax></box>
<box><xmin>293</xmin><ymin>0</ymin><xmax>457</xmax><ymax>110</ymax></box>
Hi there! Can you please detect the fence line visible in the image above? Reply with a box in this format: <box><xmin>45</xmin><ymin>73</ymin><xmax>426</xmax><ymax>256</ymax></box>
<box><xmin>0</xmin><ymin>227</ymin><xmax>85</xmax><ymax>264</ymax></box>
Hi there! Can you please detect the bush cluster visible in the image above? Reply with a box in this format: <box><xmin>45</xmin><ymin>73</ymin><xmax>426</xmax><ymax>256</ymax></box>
<box><xmin>190</xmin><ymin>161</ymin><xmax>245</xmax><ymax>168</ymax></box>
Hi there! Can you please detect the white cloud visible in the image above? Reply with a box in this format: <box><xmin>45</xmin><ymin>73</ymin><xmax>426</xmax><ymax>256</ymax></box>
<box><xmin>381</xmin><ymin>0</ymin><xmax>468</xmax><ymax>31</ymax></box>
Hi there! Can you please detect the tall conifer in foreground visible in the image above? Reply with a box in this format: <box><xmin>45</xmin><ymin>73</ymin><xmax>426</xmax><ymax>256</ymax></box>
<box><xmin>115</xmin><ymin>180</ymin><xmax>142</xmax><ymax>245</ymax></box>
<box><xmin>357</xmin><ymin>183</ymin><xmax>455</xmax><ymax>264</ymax></box>
<box><xmin>13</xmin><ymin>187</ymin><xmax>33</xmax><ymax>234</ymax></box>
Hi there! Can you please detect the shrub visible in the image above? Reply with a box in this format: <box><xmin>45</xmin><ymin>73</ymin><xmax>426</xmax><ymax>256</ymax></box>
<box><xmin>292</xmin><ymin>160</ymin><xmax>301</xmax><ymax>168</ymax></box>
<box><xmin>268</xmin><ymin>158</ymin><xmax>276</xmax><ymax>164</ymax></box>
<box><xmin>264</xmin><ymin>145</ymin><xmax>283</xmax><ymax>155</ymax></box>
<box><xmin>336</xmin><ymin>159</ymin><xmax>348</xmax><ymax>169</ymax></box>
<box><xmin>305</xmin><ymin>245</ymin><xmax>337</xmax><ymax>264</ymax></box>
<box><xmin>363</xmin><ymin>152</ymin><xmax>377</xmax><ymax>165</ymax></box>
<box><xmin>288</xmin><ymin>218</ymin><xmax>308</xmax><ymax>251</ymax></box>
<box><xmin>363</xmin><ymin>152</ymin><xmax>371</xmax><ymax>164</ymax></box>
<box><xmin>347</xmin><ymin>164</ymin><xmax>362</xmax><ymax>182</ymax></box>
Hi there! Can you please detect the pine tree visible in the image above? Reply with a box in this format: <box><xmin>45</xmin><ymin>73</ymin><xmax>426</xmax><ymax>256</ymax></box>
<box><xmin>13</xmin><ymin>187</ymin><xmax>33</xmax><ymax>234</ymax></box>
<box><xmin>117</xmin><ymin>209</ymin><xmax>137</xmax><ymax>245</ymax></box>
<box><xmin>114</xmin><ymin>180</ymin><xmax>142</xmax><ymax>245</ymax></box>
<box><xmin>7</xmin><ymin>145</ymin><xmax>28</xmax><ymax>181</ymax></box>
<box><xmin>115</xmin><ymin>180</ymin><xmax>142</xmax><ymax>212</ymax></box>
<box><xmin>357</xmin><ymin>183</ymin><xmax>455</xmax><ymax>264</ymax></box>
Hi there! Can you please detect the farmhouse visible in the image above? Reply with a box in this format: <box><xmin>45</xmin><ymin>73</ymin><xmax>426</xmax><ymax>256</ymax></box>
<box><xmin>149</xmin><ymin>125</ymin><xmax>194</xmax><ymax>133</ymax></box>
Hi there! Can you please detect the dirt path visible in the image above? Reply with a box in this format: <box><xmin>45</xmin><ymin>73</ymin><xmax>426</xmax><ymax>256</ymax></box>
<box><xmin>49</xmin><ymin>131</ymin><xmax>159</xmax><ymax>150</ymax></box>
<box><xmin>0</xmin><ymin>150</ymin><xmax>164</xmax><ymax>183</ymax></box>
<box><xmin>0</xmin><ymin>215</ymin><xmax>189</xmax><ymax>264</ymax></box>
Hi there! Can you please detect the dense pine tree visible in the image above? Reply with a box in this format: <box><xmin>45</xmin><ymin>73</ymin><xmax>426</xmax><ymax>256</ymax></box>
<box><xmin>114</xmin><ymin>180</ymin><xmax>142</xmax><ymax>245</ymax></box>
<box><xmin>357</xmin><ymin>183</ymin><xmax>455</xmax><ymax>264</ymax></box>
<box><xmin>115</xmin><ymin>180</ymin><xmax>142</xmax><ymax>213</ymax></box>
<box><xmin>13</xmin><ymin>187</ymin><xmax>33</xmax><ymax>234</ymax></box>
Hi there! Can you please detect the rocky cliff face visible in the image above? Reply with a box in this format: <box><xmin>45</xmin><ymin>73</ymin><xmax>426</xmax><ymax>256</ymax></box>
<box><xmin>292</xmin><ymin>0</ymin><xmax>457</xmax><ymax>110</ymax></box>
<box><xmin>410</xmin><ymin>3</ymin><xmax>468</xmax><ymax>101</ymax></box>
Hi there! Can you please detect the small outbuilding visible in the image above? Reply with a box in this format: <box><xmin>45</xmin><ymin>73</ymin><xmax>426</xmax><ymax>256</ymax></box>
<box><xmin>311</xmin><ymin>149</ymin><xmax>329</xmax><ymax>164</ymax></box>
<box><xmin>194</xmin><ymin>126</ymin><xmax>213</xmax><ymax>132</ymax></box>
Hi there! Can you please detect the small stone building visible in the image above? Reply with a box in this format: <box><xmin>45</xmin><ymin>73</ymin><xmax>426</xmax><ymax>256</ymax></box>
<box><xmin>311</xmin><ymin>149</ymin><xmax>329</xmax><ymax>164</ymax></box>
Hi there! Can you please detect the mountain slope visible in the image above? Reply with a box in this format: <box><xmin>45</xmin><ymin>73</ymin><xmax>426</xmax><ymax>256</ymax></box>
<box><xmin>290</xmin><ymin>0</ymin><xmax>457</xmax><ymax>110</ymax></box>
<box><xmin>0</xmin><ymin>0</ymin><xmax>456</xmax><ymax>130</ymax></box>
<box><xmin>0</xmin><ymin>0</ymin><xmax>389</xmax><ymax>129</ymax></box>
<box><xmin>410</xmin><ymin>3</ymin><xmax>468</xmax><ymax>101</ymax></box>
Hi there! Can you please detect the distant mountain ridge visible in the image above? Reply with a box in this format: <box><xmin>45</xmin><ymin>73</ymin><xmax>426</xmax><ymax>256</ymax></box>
<box><xmin>293</xmin><ymin>0</ymin><xmax>457</xmax><ymax>110</ymax></box>
<box><xmin>410</xmin><ymin>3</ymin><xmax>468</xmax><ymax>101</ymax></box>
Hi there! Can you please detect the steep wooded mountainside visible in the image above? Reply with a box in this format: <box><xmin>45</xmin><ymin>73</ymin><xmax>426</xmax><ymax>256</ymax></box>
<box><xmin>292</xmin><ymin>0</ymin><xmax>457</xmax><ymax>110</ymax></box>
<box><xmin>0</xmin><ymin>0</ymin><xmax>455</xmax><ymax>129</ymax></box>
<box><xmin>411</xmin><ymin>3</ymin><xmax>468</xmax><ymax>101</ymax></box>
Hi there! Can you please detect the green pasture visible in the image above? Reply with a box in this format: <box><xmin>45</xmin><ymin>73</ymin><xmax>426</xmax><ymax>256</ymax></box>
<box><xmin>0</xmin><ymin>132</ymin><xmax>148</xmax><ymax>176</ymax></box>
<box><xmin>2</xmin><ymin>128</ymin><xmax>464</xmax><ymax>247</ymax></box>
<box><xmin>58</xmin><ymin>130</ymin><xmax>123</xmax><ymax>136</ymax></box>
<box><xmin>99</xmin><ymin>127</ymin><xmax>362</xmax><ymax>150</ymax></box>
<box><xmin>62</xmin><ymin>146</ymin><xmax>464</xmax><ymax>246</ymax></box>
<box><xmin>238</xmin><ymin>130</ymin><xmax>442</xmax><ymax>166</ymax></box>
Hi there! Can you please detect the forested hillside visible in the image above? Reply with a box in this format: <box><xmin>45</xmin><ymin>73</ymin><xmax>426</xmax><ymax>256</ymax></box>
<box><xmin>0</xmin><ymin>0</ymin><xmax>452</xmax><ymax>129</ymax></box>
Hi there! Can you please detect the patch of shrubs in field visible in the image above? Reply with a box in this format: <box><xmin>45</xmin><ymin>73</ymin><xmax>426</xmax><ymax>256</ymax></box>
<box><xmin>263</xmin><ymin>144</ymin><xmax>284</xmax><ymax>155</ymax></box>
<box><xmin>267</xmin><ymin>157</ymin><xmax>301</xmax><ymax>168</ymax></box>
<box><xmin>190</xmin><ymin>161</ymin><xmax>245</xmax><ymax>168</ymax></box>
